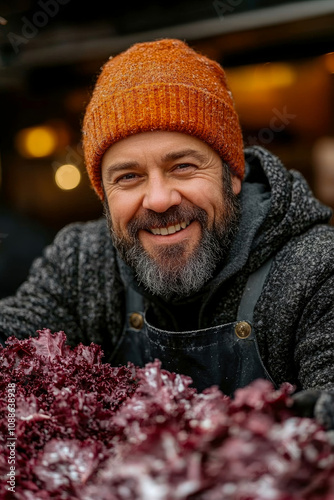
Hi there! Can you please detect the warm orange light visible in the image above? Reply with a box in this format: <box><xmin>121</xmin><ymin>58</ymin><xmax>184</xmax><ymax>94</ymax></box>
<box><xmin>324</xmin><ymin>52</ymin><xmax>334</xmax><ymax>74</ymax></box>
<box><xmin>226</xmin><ymin>62</ymin><xmax>296</xmax><ymax>93</ymax></box>
<box><xmin>15</xmin><ymin>125</ymin><xmax>57</xmax><ymax>158</ymax></box>
<box><xmin>55</xmin><ymin>164</ymin><xmax>81</xmax><ymax>190</ymax></box>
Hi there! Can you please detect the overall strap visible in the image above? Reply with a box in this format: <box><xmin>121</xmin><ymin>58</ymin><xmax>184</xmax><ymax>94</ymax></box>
<box><xmin>126</xmin><ymin>285</ymin><xmax>145</xmax><ymax>314</ymax></box>
<box><xmin>237</xmin><ymin>257</ymin><xmax>274</xmax><ymax>323</ymax></box>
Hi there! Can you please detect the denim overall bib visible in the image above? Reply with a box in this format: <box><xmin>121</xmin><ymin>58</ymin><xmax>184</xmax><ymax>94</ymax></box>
<box><xmin>111</xmin><ymin>259</ymin><xmax>275</xmax><ymax>396</ymax></box>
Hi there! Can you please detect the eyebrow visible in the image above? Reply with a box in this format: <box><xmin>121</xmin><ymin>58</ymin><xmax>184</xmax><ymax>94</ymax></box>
<box><xmin>104</xmin><ymin>161</ymin><xmax>141</xmax><ymax>181</ymax></box>
<box><xmin>104</xmin><ymin>148</ymin><xmax>208</xmax><ymax>181</ymax></box>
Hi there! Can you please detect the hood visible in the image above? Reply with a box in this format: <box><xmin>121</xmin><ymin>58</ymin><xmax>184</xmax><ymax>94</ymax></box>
<box><xmin>117</xmin><ymin>146</ymin><xmax>332</xmax><ymax>304</ymax></box>
<box><xmin>242</xmin><ymin>146</ymin><xmax>332</xmax><ymax>268</ymax></box>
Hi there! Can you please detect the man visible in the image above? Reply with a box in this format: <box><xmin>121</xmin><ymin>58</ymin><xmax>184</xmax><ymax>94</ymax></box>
<box><xmin>1</xmin><ymin>39</ymin><xmax>334</xmax><ymax>425</ymax></box>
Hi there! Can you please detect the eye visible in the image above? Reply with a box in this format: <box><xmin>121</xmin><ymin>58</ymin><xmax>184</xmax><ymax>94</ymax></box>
<box><xmin>175</xmin><ymin>163</ymin><xmax>196</xmax><ymax>172</ymax></box>
<box><xmin>116</xmin><ymin>172</ymin><xmax>139</xmax><ymax>183</ymax></box>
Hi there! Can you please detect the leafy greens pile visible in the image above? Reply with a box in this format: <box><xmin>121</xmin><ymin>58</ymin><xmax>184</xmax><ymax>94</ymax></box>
<box><xmin>1</xmin><ymin>329</ymin><xmax>334</xmax><ymax>499</ymax></box>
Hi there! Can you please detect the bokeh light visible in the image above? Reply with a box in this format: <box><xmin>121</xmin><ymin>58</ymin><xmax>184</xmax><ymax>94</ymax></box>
<box><xmin>55</xmin><ymin>164</ymin><xmax>81</xmax><ymax>190</ymax></box>
<box><xmin>226</xmin><ymin>62</ymin><xmax>296</xmax><ymax>94</ymax></box>
<box><xmin>15</xmin><ymin>125</ymin><xmax>58</xmax><ymax>158</ymax></box>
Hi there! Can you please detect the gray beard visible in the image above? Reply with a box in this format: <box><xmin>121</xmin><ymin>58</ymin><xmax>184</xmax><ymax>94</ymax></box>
<box><xmin>104</xmin><ymin>178</ymin><xmax>240</xmax><ymax>300</ymax></box>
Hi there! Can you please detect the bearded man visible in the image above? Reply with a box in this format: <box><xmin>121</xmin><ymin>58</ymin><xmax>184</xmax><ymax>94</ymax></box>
<box><xmin>1</xmin><ymin>39</ymin><xmax>334</xmax><ymax>426</ymax></box>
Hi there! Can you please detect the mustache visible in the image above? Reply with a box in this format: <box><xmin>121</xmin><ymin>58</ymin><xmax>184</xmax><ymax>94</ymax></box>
<box><xmin>127</xmin><ymin>204</ymin><xmax>208</xmax><ymax>237</ymax></box>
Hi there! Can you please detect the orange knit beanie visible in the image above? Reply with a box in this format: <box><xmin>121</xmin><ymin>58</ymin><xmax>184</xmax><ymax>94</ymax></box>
<box><xmin>82</xmin><ymin>38</ymin><xmax>244</xmax><ymax>200</ymax></box>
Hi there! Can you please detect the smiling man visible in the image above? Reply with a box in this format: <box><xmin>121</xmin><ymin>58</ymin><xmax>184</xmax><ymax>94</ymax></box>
<box><xmin>101</xmin><ymin>131</ymin><xmax>241</xmax><ymax>299</ymax></box>
<box><xmin>1</xmin><ymin>39</ymin><xmax>334</xmax><ymax>426</ymax></box>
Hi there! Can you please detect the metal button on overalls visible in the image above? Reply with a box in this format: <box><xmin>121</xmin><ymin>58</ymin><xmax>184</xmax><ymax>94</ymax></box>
<box><xmin>235</xmin><ymin>321</ymin><xmax>252</xmax><ymax>339</ymax></box>
<box><xmin>129</xmin><ymin>312</ymin><xmax>144</xmax><ymax>330</ymax></box>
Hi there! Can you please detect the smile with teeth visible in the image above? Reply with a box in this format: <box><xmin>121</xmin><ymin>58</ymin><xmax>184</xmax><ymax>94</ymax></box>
<box><xmin>149</xmin><ymin>221</ymin><xmax>191</xmax><ymax>235</ymax></box>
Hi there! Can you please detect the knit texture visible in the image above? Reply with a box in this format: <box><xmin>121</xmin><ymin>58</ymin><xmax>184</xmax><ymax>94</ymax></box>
<box><xmin>0</xmin><ymin>147</ymin><xmax>333</xmax><ymax>392</ymax></box>
<box><xmin>82</xmin><ymin>38</ymin><xmax>244</xmax><ymax>199</ymax></box>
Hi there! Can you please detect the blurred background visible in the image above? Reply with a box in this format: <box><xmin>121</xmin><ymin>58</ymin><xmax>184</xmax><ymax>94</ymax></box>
<box><xmin>0</xmin><ymin>0</ymin><xmax>334</xmax><ymax>296</ymax></box>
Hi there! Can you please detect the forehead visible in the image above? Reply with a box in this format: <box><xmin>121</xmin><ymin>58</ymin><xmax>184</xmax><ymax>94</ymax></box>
<box><xmin>101</xmin><ymin>131</ymin><xmax>218</xmax><ymax>167</ymax></box>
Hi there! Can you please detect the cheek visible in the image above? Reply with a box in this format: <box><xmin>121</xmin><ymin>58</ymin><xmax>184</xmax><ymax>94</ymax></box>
<box><xmin>190</xmin><ymin>185</ymin><xmax>223</xmax><ymax>219</ymax></box>
<box><xmin>107</xmin><ymin>194</ymin><xmax>139</xmax><ymax>232</ymax></box>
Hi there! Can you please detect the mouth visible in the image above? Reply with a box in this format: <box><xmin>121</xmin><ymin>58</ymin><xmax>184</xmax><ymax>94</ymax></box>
<box><xmin>147</xmin><ymin>221</ymin><xmax>191</xmax><ymax>236</ymax></box>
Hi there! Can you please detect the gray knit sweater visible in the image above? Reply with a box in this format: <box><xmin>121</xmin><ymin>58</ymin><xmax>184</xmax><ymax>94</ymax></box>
<box><xmin>1</xmin><ymin>146</ymin><xmax>334</xmax><ymax>391</ymax></box>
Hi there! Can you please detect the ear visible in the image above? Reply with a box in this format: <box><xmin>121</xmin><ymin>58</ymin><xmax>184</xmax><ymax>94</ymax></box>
<box><xmin>231</xmin><ymin>174</ymin><xmax>242</xmax><ymax>195</ymax></box>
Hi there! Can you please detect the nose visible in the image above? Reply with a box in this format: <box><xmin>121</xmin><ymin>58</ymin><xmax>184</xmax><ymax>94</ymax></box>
<box><xmin>142</xmin><ymin>176</ymin><xmax>182</xmax><ymax>213</ymax></box>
